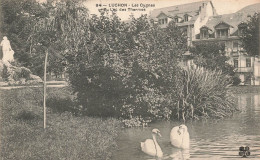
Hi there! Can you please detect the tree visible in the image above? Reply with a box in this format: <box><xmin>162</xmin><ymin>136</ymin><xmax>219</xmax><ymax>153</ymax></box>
<box><xmin>241</xmin><ymin>12</ymin><xmax>260</xmax><ymax>57</ymax></box>
<box><xmin>1</xmin><ymin>0</ymin><xmax>47</xmax><ymax>65</ymax></box>
<box><xmin>60</xmin><ymin>9</ymin><xmax>188</xmax><ymax>118</ymax></box>
<box><xmin>190</xmin><ymin>41</ymin><xmax>241</xmax><ymax>85</ymax></box>
<box><xmin>1</xmin><ymin>0</ymin><xmax>67</xmax><ymax>77</ymax></box>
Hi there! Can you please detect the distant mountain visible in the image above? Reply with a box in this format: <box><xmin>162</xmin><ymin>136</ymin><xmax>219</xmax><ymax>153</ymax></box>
<box><xmin>236</xmin><ymin>3</ymin><xmax>260</xmax><ymax>14</ymax></box>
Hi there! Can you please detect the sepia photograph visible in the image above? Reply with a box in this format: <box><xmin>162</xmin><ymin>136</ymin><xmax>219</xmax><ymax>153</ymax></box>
<box><xmin>0</xmin><ymin>0</ymin><xmax>260</xmax><ymax>159</ymax></box>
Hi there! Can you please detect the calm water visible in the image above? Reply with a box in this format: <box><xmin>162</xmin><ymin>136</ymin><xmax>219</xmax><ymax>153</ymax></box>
<box><xmin>113</xmin><ymin>93</ymin><xmax>260</xmax><ymax>160</ymax></box>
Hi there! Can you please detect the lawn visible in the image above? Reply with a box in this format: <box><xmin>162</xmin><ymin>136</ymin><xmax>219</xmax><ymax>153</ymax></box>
<box><xmin>0</xmin><ymin>87</ymin><xmax>120</xmax><ymax>160</ymax></box>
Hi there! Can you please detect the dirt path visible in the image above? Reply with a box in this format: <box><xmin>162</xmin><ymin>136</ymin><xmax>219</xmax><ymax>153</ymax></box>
<box><xmin>0</xmin><ymin>81</ymin><xmax>68</xmax><ymax>90</ymax></box>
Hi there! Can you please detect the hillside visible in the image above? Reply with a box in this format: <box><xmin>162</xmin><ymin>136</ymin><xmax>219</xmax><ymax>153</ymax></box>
<box><xmin>236</xmin><ymin>3</ymin><xmax>260</xmax><ymax>14</ymax></box>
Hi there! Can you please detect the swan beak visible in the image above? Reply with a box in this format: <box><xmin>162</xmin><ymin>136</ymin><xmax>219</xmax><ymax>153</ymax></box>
<box><xmin>158</xmin><ymin>132</ymin><xmax>162</xmax><ymax>137</ymax></box>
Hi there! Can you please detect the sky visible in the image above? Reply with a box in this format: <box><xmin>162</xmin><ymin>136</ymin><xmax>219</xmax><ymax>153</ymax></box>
<box><xmin>84</xmin><ymin>0</ymin><xmax>260</xmax><ymax>20</ymax></box>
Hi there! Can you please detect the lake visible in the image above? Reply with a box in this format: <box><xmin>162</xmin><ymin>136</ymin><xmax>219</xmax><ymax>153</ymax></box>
<box><xmin>113</xmin><ymin>93</ymin><xmax>260</xmax><ymax>160</ymax></box>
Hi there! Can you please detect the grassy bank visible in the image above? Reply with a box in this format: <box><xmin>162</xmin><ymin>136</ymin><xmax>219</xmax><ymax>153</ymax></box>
<box><xmin>229</xmin><ymin>85</ymin><xmax>260</xmax><ymax>94</ymax></box>
<box><xmin>0</xmin><ymin>87</ymin><xmax>120</xmax><ymax>160</ymax></box>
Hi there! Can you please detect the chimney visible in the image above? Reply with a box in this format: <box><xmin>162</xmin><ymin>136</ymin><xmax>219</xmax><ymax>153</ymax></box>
<box><xmin>198</xmin><ymin>6</ymin><xmax>202</xmax><ymax>14</ymax></box>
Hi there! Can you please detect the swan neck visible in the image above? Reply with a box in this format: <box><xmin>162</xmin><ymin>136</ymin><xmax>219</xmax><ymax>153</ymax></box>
<box><xmin>152</xmin><ymin>134</ymin><xmax>159</xmax><ymax>156</ymax></box>
<box><xmin>152</xmin><ymin>134</ymin><xmax>159</xmax><ymax>144</ymax></box>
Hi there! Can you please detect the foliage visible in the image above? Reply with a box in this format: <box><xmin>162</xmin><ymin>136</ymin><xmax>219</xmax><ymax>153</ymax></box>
<box><xmin>1</xmin><ymin>0</ymin><xmax>45</xmax><ymax>73</ymax></box>
<box><xmin>1</xmin><ymin>0</ymin><xmax>67</xmax><ymax>77</ymax></box>
<box><xmin>232</xmin><ymin>75</ymin><xmax>242</xmax><ymax>86</ymax></box>
<box><xmin>39</xmin><ymin>2</ymin><xmax>236</xmax><ymax>123</ymax></box>
<box><xmin>46</xmin><ymin>87</ymin><xmax>78</xmax><ymax>114</ymax></box>
<box><xmin>241</xmin><ymin>12</ymin><xmax>259</xmax><ymax>56</ymax></box>
<box><xmin>0</xmin><ymin>60</ymin><xmax>42</xmax><ymax>85</ymax></box>
<box><xmin>170</xmin><ymin>65</ymin><xmax>237</xmax><ymax>121</ymax></box>
<box><xmin>190</xmin><ymin>42</ymin><xmax>227</xmax><ymax>70</ymax></box>
<box><xmin>122</xmin><ymin>116</ymin><xmax>151</xmax><ymax>128</ymax></box>
<box><xmin>1</xmin><ymin>0</ymin><xmax>238</xmax><ymax>125</ymax></box>
<box><xmin>65</xmin><ymin>11</ymin><xmax>188</xmax><ymax>119</ymax></box>
<box><xmin>190</xmin><ymin>41</ymin><xmax>240</xmax><ymax>85</ymax></box>
<box><xmin>1</xmin><ymin>64</ymin><xmax>9</xmax><ymax>80</ymax></box>
<box><xmin>11</xmin><ymin>67</ymin><xmax>31</xmax><ymax>81</ymax></box>
<box><xmin>64</xmin><ymin>9</ymin><xmax>236</xmax><ymax>122</ymax></box>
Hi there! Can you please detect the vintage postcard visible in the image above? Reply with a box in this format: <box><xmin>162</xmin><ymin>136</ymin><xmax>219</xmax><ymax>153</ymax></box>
<box><xmin>1</xmin><ymin>0</ymin><xmax>260</xmax><ymax>159</ymax></box>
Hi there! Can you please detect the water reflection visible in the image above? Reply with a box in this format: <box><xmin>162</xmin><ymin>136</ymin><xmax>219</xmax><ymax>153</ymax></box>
<box><xmin>113</xmin><ymin>93</ymin><xmax>260</xmax><ymax>160</ymax></box>
<box><xmin>169</xmin><ymin>149</ymin><xmax>190</xmax><ymax>160</ymax></box>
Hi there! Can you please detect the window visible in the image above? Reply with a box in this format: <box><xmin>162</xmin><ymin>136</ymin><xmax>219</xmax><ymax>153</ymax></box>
<box><xmin>216</xmin><ymin>29</ymin><xmax>228</xmax><ymax>38</ymax></box>
<box><xmin>246</xmin><ymin>58</ymin><xmax>251</xmax><ymax>67</ymax></box>
<box><xmin>159</xmin><ymin>18</ymin><xmax>168</xmax><ymax>25</ymax></box>
<box><xmin>201</xmin><ymin>29</ymin><xmax>208</xmax><ymax>39</ymax></box>
<box><xmin>234</xmin><ymin>58</ymin><xmax>238</xmax><ymax>68</ymax></box>
<box><xmin>233</xmin><ymin>41</ymin><xmax>239</xmax><ymax>51</ymax></box>
<box><xmin>175</xmin><ymin>17</ymin><xmax>179</xmax><ymax>23</ymax></box>
<box><xmin>184</xmin><ymin>15</ymin><xmax>189</xmax><ymax>22</ymax></box>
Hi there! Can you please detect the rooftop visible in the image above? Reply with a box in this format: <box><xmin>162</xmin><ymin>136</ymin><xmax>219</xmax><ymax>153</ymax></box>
<box><xmin>203</xmin><ymin>3</ymin><xmax>260</xmax><ymax>34</ymax></box>
<box><xmin>150</xmin><ymin>0</ymin><xmax>211</xmax><ymax>19</ymax></box>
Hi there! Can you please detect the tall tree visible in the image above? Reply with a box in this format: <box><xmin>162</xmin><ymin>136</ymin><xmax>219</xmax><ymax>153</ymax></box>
<box><xmin>1</xmin><ymin>0</ymin><xmax>47</xmax><ymax>66</ymax></box>
<box><xmin>241</xmin><ymin>12</ymin><xmax>260</xmax><ymax>56</ymax></box>
<box><xmin>64</xmin><ymin>12</ymin><xmax>188</xmax><ymax>117</ymax></box>
<box><xmin>1</xmin><ymin>0</ymin><xmax>69</xmax><ymax>77</ymax></box>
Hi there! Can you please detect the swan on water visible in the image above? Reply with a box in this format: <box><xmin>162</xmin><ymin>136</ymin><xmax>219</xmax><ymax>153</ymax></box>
<box><xmin>170</xmin><ymin>124</ymin><xmax>190</xmax><ymax>149</ymax></box>
<box><xmin>141</xmin><ymin>128</ymin><xmax>163</xmax><ymax>158</ymax></box>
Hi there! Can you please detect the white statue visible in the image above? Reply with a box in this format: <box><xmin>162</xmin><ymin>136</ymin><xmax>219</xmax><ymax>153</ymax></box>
<box><xmin>1</xmin><ymin>36</ymin><xmax>14</xmax><ymax>63</ymax></box>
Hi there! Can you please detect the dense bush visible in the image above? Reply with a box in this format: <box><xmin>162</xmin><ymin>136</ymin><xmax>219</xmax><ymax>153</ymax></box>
<box><xmin>0</xmin><ymin>60</ymin><xmax>42</xmax><ymax>85</ymax></box>
<box><xmin>11</xmin><ymin>66</ymin><xmax>31</xmax><ymax>81</ymax></box>
<box><xmin>68</xmin><ymin>46</ymin><xmax>237</xmax><ymax>122</ymax></box>
<box><xmin>68</xmin><ymin>66</ymin><xmax>128</xmax><ymax>117</ymax></box>
<box><xmin>46</xmin><ymin>97</ymin><xmax>77</xmax><ymax>115</ymax></box>
<box><xmin>64</xmin><ymin>8</ymin><xmax>187</xmax><ymax>120</ymax></box>
<box><xmin>170</xmin><ymin>65</ymin><xmax>237</xmax><ymax>121</ymax></box>
<box><xmin>1</xmin><ymin>63</ymin><xmax>9</xmax><ymax>80</ymax></box>
<box><xmin>118</xmin><ymin>65</ymin><xmax>237</xmax><ymax>123</ymax></box>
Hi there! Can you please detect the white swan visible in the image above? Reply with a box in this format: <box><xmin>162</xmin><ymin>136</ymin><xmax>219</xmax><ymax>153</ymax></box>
<box><xmin>170</xmin><ymin>124</ymin><xmax>190</xmax><ymax>149</ymax></box>
<box><xmin>141</xmin><ymin>128</ymin><xmax>163</xmax><ymax>158</ymax></box>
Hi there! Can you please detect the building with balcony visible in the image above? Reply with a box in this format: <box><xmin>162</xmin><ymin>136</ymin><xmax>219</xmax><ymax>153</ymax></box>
<box><xmin>149</xmin><ymin>0</ymin><xmax>217</xmax><ymax>46</ymax></box>
<box><xmin>149</xmin><ymin>1</ymin><xmax>260</xmax><ymax>85</ymax></box>
<box><xmin>193</xmin><ymin>3</ymin><xmax>260</xmax><ymax>85</ymax></box>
